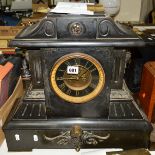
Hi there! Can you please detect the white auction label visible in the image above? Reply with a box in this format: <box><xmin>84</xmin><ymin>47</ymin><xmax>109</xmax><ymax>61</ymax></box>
<box><xmin>67</xmin><ymin>66</ymin><xmax>79</xmax><ymax>74</ymax></box>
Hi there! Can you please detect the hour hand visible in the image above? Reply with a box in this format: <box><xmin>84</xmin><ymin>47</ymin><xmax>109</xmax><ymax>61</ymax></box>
<box><xmin>56</xmin><ymin>77</ymin><xmax>78</xmax><ymax>80</ymax></box>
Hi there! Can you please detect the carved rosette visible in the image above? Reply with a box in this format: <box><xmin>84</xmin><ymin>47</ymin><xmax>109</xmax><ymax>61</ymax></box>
<box><xmin>43</xmin><ymin>126</ymin><xmax>110</xmax><ymax>151</ymax></box>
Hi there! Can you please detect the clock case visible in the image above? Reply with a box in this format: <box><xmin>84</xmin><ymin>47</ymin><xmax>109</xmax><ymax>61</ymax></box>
<box><xmin>3</xmin><ymin>13</ymin><xmax>152</xmax><ymax>151</ymax></box>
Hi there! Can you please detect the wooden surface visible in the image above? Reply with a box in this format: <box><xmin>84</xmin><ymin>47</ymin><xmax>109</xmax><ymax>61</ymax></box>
<box><xmin>0</xmin><ymin>26</ymin><xmax>23</xmax><ymax>52</ymax></box>
<box><xmin>0</xmin><ymin>62</ymin><xmax>14</xmax><ymax>107</ymax></box>
<box><xmin>139</xmin><ymin>61</ymin><xmax>155</xmax><ymax>122</ymax></box>
<box><xmin>0</xmin><ymin>140</ymin><xmax>155</xmax><ymax>155</ymax></box>
<box><xmin>0</xmin><ymin>26</ymin><xmax>23</xmax><ymax>40</ymax></box>
<box><xmin>151</xmin><ymin>124</ymin><xmax>155</xmax><ymax>143</ymax></box>
<box><xmin>19</xmin><ymin>16</ymin><xmax>43</xmax><ymax>26</ymax></box>
<box><xmin>0</xmin><ymin>77</ymin><xmax>23</xmax><ymax>145</ymax></box>
<box><xmin>0</xmin><ymin>40</ymin><xmax>8</xmax><ymax>48</ymax></box>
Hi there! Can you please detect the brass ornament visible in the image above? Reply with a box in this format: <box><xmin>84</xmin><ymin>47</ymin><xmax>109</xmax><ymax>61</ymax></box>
<box><xmin>43</xmin><ymin>126</ymin><xmax>110</xmax><ymax>152</ymax></box>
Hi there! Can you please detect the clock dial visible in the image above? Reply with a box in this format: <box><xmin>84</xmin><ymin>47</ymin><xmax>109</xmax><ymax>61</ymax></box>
<box><xmin>50</xmin><ymin>53</ymin><xmax>105</xmax><ymax>104</ymax></box>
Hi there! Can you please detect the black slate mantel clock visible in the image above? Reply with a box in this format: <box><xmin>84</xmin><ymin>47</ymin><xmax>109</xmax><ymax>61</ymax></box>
<box><xmin>3</xmin><ymin>13</ymin><xmax>152</xmax><ymax>152</ymax></box>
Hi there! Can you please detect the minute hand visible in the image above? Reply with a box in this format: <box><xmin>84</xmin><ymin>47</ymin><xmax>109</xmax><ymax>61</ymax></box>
<box><xmin>78</xmin><ymin>69</ymin><xmax>89</xmax><ymax>78</ymax></box>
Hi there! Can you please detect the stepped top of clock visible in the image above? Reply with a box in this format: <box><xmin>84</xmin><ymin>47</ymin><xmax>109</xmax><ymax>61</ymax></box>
<box><xmin>9</xmin><ymin>13</ymin><xmax>145</xmax><ymax>48</ymax></box>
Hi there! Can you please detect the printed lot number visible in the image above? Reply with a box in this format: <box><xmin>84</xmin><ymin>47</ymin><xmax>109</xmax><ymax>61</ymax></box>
<box><xmin>67</xmin><ymin>66</ymin><xmax>79</xmax><ymax>74</ymax></box>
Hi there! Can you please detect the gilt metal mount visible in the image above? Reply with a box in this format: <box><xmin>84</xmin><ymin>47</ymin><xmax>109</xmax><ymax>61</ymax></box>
<box><xmin>44</xmin><ymin>125</ymin><xmax>110</xmax><ymax>151</ymax></box>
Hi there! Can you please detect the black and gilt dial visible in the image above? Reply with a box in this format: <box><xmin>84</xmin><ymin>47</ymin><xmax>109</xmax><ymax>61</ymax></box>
<box><xmin>50</xmin><ymin>53</ymin><xmax>105</xmax><ymax>104</ymax></box>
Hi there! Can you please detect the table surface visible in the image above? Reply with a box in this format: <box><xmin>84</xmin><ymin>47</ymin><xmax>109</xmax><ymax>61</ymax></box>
<box><xmin>0</xmin><ymin>140</ymin><xmax>155</xmax><ymax>155</ymax></box>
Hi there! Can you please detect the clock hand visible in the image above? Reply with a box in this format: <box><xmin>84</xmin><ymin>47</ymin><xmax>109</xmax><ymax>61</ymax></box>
<box><xmin>78</xmin><ymin>69</ymin><xmax>88</xmax><ymax>78</ymax></box>
<box><xmin>57</xmin><ymin>77</ymin><xmax>79</xmax><ymax>80</ymax></box>
<box><xmin>57</xmin><ymin>76</ymin><xmax>87</xmax><ymax>81</ymax></box>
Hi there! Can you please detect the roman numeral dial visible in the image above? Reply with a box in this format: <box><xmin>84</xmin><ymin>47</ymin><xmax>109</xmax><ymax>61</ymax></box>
<box><xmin>50</xmin><ymin>53</ymin><xmax>105</xmax><ymax>104</ymax></box>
